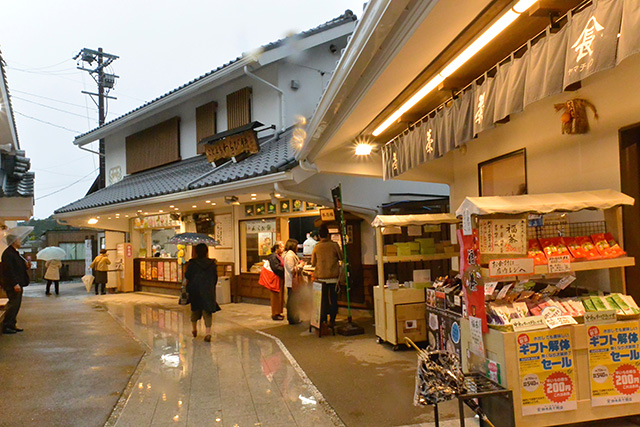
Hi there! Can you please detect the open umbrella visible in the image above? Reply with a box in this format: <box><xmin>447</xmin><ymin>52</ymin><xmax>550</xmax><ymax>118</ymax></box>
<box><xmin>0</xmin><ymin>226</ymin><xmax>34</xmax><ymax>253</ymax></box>
<box><xmin>37</xmin><ymin>246</ymin><xmax>67</xmax><ymax>261</ymax></box>
<box><xmin>167</xmin><ymin>232</ymin><xmax>219</xmax><ymax>246</ymax></box>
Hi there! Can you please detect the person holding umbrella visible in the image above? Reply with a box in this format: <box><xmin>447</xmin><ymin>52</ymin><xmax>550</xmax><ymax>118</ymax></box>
<box><xmin>90</xmin><ymin>249</ymin><xmax>111</xmax><ymax>295</ymax></box>
<box><xmin>38</xmin><ymin>246</ymin><xmax>66</xmax><ymax>296</ymax></box>
<box><xmin>1</xmin><ymin>234</ymin><xmax>29</xmax><ymax>334</ymax></box>
<box><xmin>185</xmin><ymin>243</ymin><xmax>220</xmax><ymax>342</ymax></box>
<box><xmin>44</xmin><ymin>259</ymin><xmax>62</xmax><ymax>295</ymax></box>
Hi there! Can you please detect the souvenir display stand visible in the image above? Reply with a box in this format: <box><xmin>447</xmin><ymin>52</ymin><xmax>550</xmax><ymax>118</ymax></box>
<box><xmin>455</xmin><ymin>190</ymin><xmax>639</xmax><ymax>426</ymax></box>
<box><xmin>372</xmin><ymin>213</ymin><xmax>460</xmax><ymax>348</ymax></box>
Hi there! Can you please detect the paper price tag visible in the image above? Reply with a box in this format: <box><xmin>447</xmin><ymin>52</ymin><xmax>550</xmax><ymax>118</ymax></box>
<box><xmin>584</xmin><ymin>310</ymin><xmax>617</xmax><ymax>324</ymax></box>
<box><xmin>469</xmin><ymin>316</ymin><xmax>485</xmax><ymax>356</ymax></box>
<box><xmin>496</xmin><ymin>283</ymin><xmax>513</xmax><ymax>300</ymax></box>
<box><xmin>548</xmin><ymin>255</ymin><xmax>571</xmax><ymax>274</ymax></box>
<box><xmin>545</xmin><ymin>315</ymin><xmax>577</xmax><ymax>329</ymax></box>
<box><xmin>485</xmin><ymin>281</ymin><xmax>498</xmax><ymax>296</ymax></box>
<box><xmin>462</xmin><ymin>208</ymin><xmax>472</xmax><ymax>236</ymax></box>
<box><xmin>511</xmin><ymin>315</ymin><xmax>546</xmax><ymax>332</ymax></box>
<box><xmin>557</xmin><ymin>275</ymin><xmax>577</xmax><ymax>290</ymax></box>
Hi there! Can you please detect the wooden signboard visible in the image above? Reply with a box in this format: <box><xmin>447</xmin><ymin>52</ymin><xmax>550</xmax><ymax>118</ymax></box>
<box><xmin>204</xmin><ymin>129</ymin><xmax>259</xmax><ymax>163</ymax></box>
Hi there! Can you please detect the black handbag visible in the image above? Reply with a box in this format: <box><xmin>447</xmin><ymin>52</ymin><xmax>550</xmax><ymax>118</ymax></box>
<box><xmin>178</xmin><ymin>280</ymin><xmax>189</xmax><ymax>305</ymax></box>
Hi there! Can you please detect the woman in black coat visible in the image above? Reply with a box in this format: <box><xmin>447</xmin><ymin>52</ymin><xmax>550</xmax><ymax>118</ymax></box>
<box><xmin>185</xmin><ymin>243</ymin><xmax>220</xmax><ymax>342</ymax></box>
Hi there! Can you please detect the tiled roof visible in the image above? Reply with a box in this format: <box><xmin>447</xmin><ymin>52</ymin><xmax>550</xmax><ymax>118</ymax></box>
<box><xmin>55</xmin><ymin>128</ymin><xmax>296</xmax><ymax>214</ymax></box>
<box><xmin>73</xmin><ymin>10</ymin><xmax>357</xmax><ymax>142</ymax></box>
<box><xmin>0</xmin><ymin>49</ymin><xmax>19</xmax><ymax>149</ymax></box>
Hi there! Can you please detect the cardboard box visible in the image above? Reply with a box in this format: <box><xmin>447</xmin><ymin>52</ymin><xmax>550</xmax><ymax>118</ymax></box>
<box><xmin>396</xmin><ymin>302</ymin><xmax>426</xmax><ymax>321</ymax></box>
<box><xmin>421</xmin><ymin>246</ymin><xmax>437</xmax><ymax>255</ymax></box>
<box><xmin>407</xmin><ymin>241</ymin><xmax>421</xmax><ymax>254</ymax></box>
<box><xmin>384</xmin><ymin>244</ymin><xmax>397</xmax><ymax>256</ymax></box>
<box><xmin>394</xmin><ymin>242</ymin><xmax>412</xmax><ymax>256</ymax></box>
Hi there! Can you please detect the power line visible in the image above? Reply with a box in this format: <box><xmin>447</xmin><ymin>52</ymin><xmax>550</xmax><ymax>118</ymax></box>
<box><xmin>11</xmin><ymin>89</ymin><xmax>99</xmax><ymax>111</ymax></box>
<box><xmin>14</xmin><ymin>111</ymin><xmax>82</xmax><ymax>133</ymax></box>
<box><xmin>9</xmin><ymin>57</ymin><xmax>74</xmax><ymax>71</ymax></box>
<box><xmin>36</xmin><ymin>168</ymin><xmax>99</xmax><ymax>200</ymax></box>
<box><xmin>13</xmin><ymin>96</ymin><xmax>99</xmax><ymax>120</ymax></box>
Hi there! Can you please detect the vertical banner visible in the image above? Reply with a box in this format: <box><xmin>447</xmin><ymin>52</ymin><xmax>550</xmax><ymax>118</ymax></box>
<box><xmin>524</xmin><ymin>26</ymin><xmax>568</xmax><ymax>107</ymax></box>
<box><xmin>453</xmin><ymin>89</ymin><xmax>474</xmax><ymax>147</ymax></box>
<box><xmin>564</xmin><ymin>0</ymin><xmax>623</xmax><ymax>88</ymax></box>
<box><xmin>588</xmin><ymin>321</ymin><xmax>640</xmax><ymax>406</ymax></box>
<box><xmin>517</xmin><ymin>328</ymin><xmax>577</xmax><ymax>416</ymax></box>
<box><xmin>617</xmin><ymin>0</ymin><xmax>640</xmax><ymax>64</ymax></box>
<box><xmin>84</xmin><ymin>238</ymin><xmax>93</xmax><ymax>275</ymax></box>
<box><xmin>473</xmin><ymin>75</ymin><xmax>496</xmax><ymax>136</ymax></box>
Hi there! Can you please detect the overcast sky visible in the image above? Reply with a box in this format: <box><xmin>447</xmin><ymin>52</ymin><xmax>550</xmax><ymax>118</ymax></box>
<box><xmin>1</xmin><ymin>0</ymin><xmax>366</xmax><ymax>219</ymax></box>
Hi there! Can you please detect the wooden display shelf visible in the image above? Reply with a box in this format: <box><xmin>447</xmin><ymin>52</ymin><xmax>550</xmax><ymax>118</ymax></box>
<box><xmin>376</xmin><ymin>252</ymin><xmax>457</xmax><ymax>263</ymax></box>
<box><xmin>481</xmin><ymin>256</ymin><xmax>635</xmax><ymax>279</ymax></box>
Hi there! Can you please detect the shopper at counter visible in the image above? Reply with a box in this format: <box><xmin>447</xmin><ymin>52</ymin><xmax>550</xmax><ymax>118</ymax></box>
<box><xmin>185</xmin><ymin>243</ymin><xmax>220</xmax><ymax>342</ymax></box>
<box><xmin>311</xmin><ymin>225</ymin><xmax>342</xmax><ymax>327</ymax></box>
<box><xmin>284</xmin><ymin>239</ymin><xmax>302</xmax><ymax>325</ymax></box>
<box><xmin>266</xmin><ymin>242</ymin><xmax>285</xmax><ymax>321</ymax></box>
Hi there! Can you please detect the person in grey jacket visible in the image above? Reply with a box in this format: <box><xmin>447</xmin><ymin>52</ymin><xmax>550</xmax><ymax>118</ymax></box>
<box><xmin>1</xmin><ymin>235</ymin><xmax>29</xmax><ymax>334</ymax></box>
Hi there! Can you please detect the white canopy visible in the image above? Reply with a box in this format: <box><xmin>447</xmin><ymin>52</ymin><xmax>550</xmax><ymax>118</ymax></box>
<box><xmin>455</xmin><ymin>189</ymin><xmax>635</xmax><ymax>217</ymax></box>
<box><xmin>371</xmin><ymin>213</ymin><xmax>459</xmax><ymax>228</ymax></box>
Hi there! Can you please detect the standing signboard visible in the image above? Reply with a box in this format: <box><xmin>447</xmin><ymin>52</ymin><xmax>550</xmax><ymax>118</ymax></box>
<box><xmin>517</xmin><ymin>328</ymin><xmax>577</xmax><ymax>416</ymax></box>
<box><xmin>587</xmin><ymin>321</ymin><xmax>640</xmax><ymax>406</ymax></box>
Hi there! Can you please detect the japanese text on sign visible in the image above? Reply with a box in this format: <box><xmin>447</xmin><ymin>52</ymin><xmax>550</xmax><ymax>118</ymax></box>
<box><xmin>517</xmin><ymin>328</ymin><xmax>577</xmax><ymax>416</ymax></box>
<box><xmin>479</xmin><ymin>218</ymin><xmax>527</xmax><ymax>254</ymax></box>
<box><xmin>588</xmin><ymin>321</ymin><xmax>640</xmax><ymax>406</ymax></box>
<box><xmin>548</xmin><ymin>255</ymin><xmax>571</xmax><ymax>274</ymax></box>
<box><xmin>489</xmin><ymin>258</ymin><xmax>534</xmax><ymax>278</ymax></box>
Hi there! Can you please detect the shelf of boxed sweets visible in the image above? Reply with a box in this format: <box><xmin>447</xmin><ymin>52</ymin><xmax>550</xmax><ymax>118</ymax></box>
<box><xmin>377</xmin><ymin>252</ymin><xmax>458</xmax><ymax>263</ymax></box>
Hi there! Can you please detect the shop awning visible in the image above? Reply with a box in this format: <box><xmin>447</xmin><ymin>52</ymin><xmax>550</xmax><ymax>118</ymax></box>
<box><xmin>371</xmin><ymin>213</ymin><xmax>459</xmax><ymax>228</ymax></box>
<box><xmin>455</xmin><ymin>190</ymin><xmax>635</xmax><ymax>217</ymax></box>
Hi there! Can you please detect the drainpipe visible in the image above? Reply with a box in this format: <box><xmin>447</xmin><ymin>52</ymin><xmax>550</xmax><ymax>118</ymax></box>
<box><xmin>273</xmin><ymin>181</ymin><xmax>378</xmax><ymax>221</ymax></box>
<box><xmin>298</xmin><ymin>158</ymin><xmax>318</xmax><ymax>173</ymax></box>
<box><xmin>244</xmin><ymin>66</ymin><xmax>285</xmax><ymax>132</ymax></box>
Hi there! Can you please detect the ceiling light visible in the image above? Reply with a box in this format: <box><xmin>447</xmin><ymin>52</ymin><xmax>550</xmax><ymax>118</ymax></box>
<box><xmin>88</xmin><ymin>218</ymin><xmax>99</xmax><ymax>225</ymax></box>
<box><xmin>174</xmin><ymin>208</ymin><xmax>179</xmax><ymax>210</ymax></box>
<box><xmin>355</xmin><ymin>143</ymin><xmax>373</xmax><ymax>156</ymax></box>
<box><xmin>144</xmin><ymin>212</ymin><xmax>148</xmax><ymax>215</ymax></box>
<box><xmin>372</xmin><ymin>0</ymin><xmax>538</xmax><ymax>137</ymax></box>
<box><xmin>125</xmin><ymin>215</ymin><xmax>129</xmax><ymax>217</ymax></box>
<box><xmin>159</xmin><ymin>210</ymin><xmax>163</xmax><ymax>213</ymax></box>
<box><xmin>205</xmin><ymin>200</ymin><xmax>211</xmax><ymax>204</ymax></box>
<box><xmin>251</xmin><ymin>194</ymin><xmax>257</xmax><ymax>197</ymax></box>
<box><xmin>211</xmin><ymin>203</ymin><xmax>216</xmax><ymax>206</ymax></box>
<box><xmin>108</xmin><ymin>217</ymin><xmax>112</xmax><ymax>220</ymax></box>
<box><xmin>225</xmin><ymin>195</ymin><xmax>239</xmax><ymax>205</ymax></box>
<box><xmin>251</xmin><ymin>197</ymin><xmax>256</xmax><ymax>200</ymax></box>
<box><xmin>138</xmin><ymin>210</ymin><xmax>143</xmax><ymax>213</ymax></box>
<box><xmin>275</xmin><ymin>193</ymin><xmax>281</xmax><ymax>198</ymax></box>
<box><xmin>192</xmin><ymin>205</ymin><xmax>197</xmax><ymax>208</ymax></box>
<box><xmin>169</xmin><ymin>205</ymin><xmax>174</xmax><ymax>208</ymax></box>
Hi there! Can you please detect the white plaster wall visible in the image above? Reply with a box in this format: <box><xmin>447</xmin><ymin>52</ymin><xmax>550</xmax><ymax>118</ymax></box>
<box><xmin>449</xmin><ymin>53</ymin><xmax>640</xmax><ymax>210</ymax></box>
<box><xmin>278</xmin><ymin>35</ymin><xmax>350</xmax><ymax>124</ymax></box>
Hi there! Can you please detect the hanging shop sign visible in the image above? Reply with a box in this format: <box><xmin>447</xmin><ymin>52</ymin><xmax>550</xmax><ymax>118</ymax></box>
<box><xmin>587</xmin><ymin>321</ymin><xmax>640</xmax><ymax>407</ymax></box>
<box><xmin>517</xmin><ymin>328</ymin><xmax>577</xmax><ymax>416</ymax></box>
<box><xmin>478</xmin><ymin>218</ymin><xmax>527</xmax><ymax>255</ymax></box>
<box><xmin>320</xmin><ymin>208</ymin><xmax>335</xmax><ymax>221</ymax></box>
<box><xmin>245</xmin><ymin>220</ymin><xmax>275</xmax><ymax>233</ymax></box>
<box><xmin>204</xmin><ymin>129</ymin><xmax>259</xmax><ymax>163</ymax></box>
<box><xmin>381</xmin><ymin>0</ymin><xmax>635</xmax><ymax>180</ymax></box>
<box><xmin>488</xmin><ymin>258</ymin><xmax>534</xmax><ymax>278</ymax></box>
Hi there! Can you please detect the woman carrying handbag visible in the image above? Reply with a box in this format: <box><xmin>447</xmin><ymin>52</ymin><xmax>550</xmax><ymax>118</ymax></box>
<box><xmin>283</xmin><ymin>239</ymin><xmax>303</xmax><ymax>325</ymax></box>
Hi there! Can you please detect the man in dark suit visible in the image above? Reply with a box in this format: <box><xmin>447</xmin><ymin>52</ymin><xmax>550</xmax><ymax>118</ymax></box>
<box><xmin>1</xmin><ymin>234</ymin><xmax>29</xmax><ymax>334</ymax></box>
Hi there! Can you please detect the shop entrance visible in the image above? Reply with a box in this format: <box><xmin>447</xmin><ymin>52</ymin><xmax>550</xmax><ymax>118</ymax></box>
<box><xmin>619</xmin><ymin>122</ymin><xmax>640</xmax><ymax>302</ymax></box>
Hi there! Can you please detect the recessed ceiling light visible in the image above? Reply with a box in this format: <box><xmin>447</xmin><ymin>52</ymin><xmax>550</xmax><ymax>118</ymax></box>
<box><xmin>125</xmin><ymin>215</ymin><xmax>129</xmax><ymax>217</ymax></box>
<box><xmin>275</xmin><ymin>194</ymin><xmax>281</xmax><ymax>198</ymax></box>
<box><xmin>169</xmin><ymin>205</ymin><xmax>174</xmax><ymax>208</ymax></box>
<box><xmin>144</xmin><ymin>212</ymin><xmax>148</xmax><ymax>215</ymax></box>
<box><xmin>205</xmin><ymin>200</ymin><xmax>211</xmax><ymax>203</ymax></box>
<box><xmin>108</xmin><ymin>217</ymin><xmax>112</xmax><ymax>220</ymax></box>
<box><xmin>355</xmin><ymin>143</ymin><xmax>373</xmax><ymax>156</ymax></box>
<box><xmin>211</xmin><ymin>203</ymin><xmax>216</xmax><ymax>206</ymax></box>
<box><xmin>88</xmin><ymin>218</ymin><xmax>99</xmax><ymax>225</ymax></box>
<box><xmin>251</xmin><ymin>194</ymin><xmax>257</xmax><ymax>197</ymax></box>
<box><xmin>96</xmin><ymin>216</ymin><xmax>100</xmax><ymax>219</ymax></box>
<box><xmin>137</xmin><ymin>210</ymin><xmax>142</xmax><ymax>213</ymax></box>
<box><xmin>159</xmin><ymin>210</ymin><xmax>163</xmax><ymax>213</ymax></box>
<box><xmin>174</xmin><ymin>208</ymin><xmax>179</xmax><ymax>210</ymax></box>
<box><xmin>192</xmin><ymin>205</ymin><xmax>197</xmax><ymax>208</ymax></box>
<box><xmin>251</xmin><ymin>197</ymin><xmax>256</xmax><ymax>200</ymax></box>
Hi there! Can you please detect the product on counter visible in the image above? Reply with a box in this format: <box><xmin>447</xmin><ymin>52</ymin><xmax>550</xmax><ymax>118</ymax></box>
<box><xmin>528</xmin><ymin>239</ymin><xmax>547</xmax><ymax>265</ymax></box>
<box><xmin>591</xmin><ymin>233</ymin><xmax>626</xmax><ymax>258</ymax></box>
<box><xmin>582</xmin><ymin>293</ymin><xmax>640</xmax><ymax>315</ymax></box>
<box><xmin>575</xmin><ymin>236</ymin><xmax>601</xmax><ymax>260</ymax></box>
<box><xmin>539</xmin><ymin>237</ymin><xmax>574</xmax><ymax>261</ymax></box>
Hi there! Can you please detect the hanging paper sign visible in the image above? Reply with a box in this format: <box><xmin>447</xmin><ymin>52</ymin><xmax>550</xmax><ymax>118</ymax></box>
<box><xmin>469</xmin><ymin>316</ymin><xmax>485</xmax><ymax>356</ymax></box>
<box><xmin>462</xmin><ymin>208</ymin><xmax>472</xmax><ymax>236</ymax></box>
<box><xmin>517</xmin><ymin>328</ymin><xmax>577</xmax><ymax>415</ymax></box>
<box><xmin>587</xmin><ymin>321</ymin><xmax>640</xmax><ymax>406</ymax></box>
<box><xmin>479</xmin><ymin>218</ymin><xmax>527</xmax><ymax>254</ymax></box>
<box><xmin>489</xmin><ymin>258</ymin><xmax>534</xmax><ymax>278</ymax></box>
<box><xmin>512</xmin><ymin>316</ymin><xmax>547</xmax><ymax>332</ymax></box>
<box><xmin>497</xmin><ymin>283</ymin><xmax>513</xmax><ymax>300</ymax></box>
<box><xmin>548</xmin><ymin>255</ymin><xmax>571</xmax><ymax>274</ymax></box>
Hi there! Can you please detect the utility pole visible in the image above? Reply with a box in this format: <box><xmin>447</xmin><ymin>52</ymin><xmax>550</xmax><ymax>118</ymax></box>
<box><xmin>74</xmin><ymin>47</ymin><xmax>119</xmax><ymax>190</ymax></box>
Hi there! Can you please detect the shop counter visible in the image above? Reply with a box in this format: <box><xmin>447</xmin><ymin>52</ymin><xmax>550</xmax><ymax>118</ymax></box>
<box><xmin>236</xmin><ymin>272</ymin><xmax>271</xmax><ymax>301</ymax></box>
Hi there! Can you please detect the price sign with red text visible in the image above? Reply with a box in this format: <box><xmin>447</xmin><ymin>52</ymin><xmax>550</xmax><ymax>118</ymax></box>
<box><xmin>587</xmin><ymin>321</ymin><xmax>640</xmax><ymax>406</ymax></box>
<box><xmin>517</xmin><ymin>328</ymin><xmax>577</xmax><ymax>416</ymax></box>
